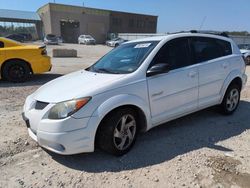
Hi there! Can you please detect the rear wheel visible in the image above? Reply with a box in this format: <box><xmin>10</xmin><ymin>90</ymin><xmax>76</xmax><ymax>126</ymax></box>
<box><xmin>2</xmin><ymin>60</ymin><xmax>31</xmax><ymax>82</ymax></box>
<box><xmin>220</xmin><ymin>84</ymin><xmax>240</xmax><ymax>115</ymax></box>
<box><xmin>246</xmin><ymin>56</ymin><xmax>250</xmax><ymax>65</ymax></box>
<box><xmin>96</xmin><ymin>108</ymin><xmax>138</xmax><ymax>156</ymax></box>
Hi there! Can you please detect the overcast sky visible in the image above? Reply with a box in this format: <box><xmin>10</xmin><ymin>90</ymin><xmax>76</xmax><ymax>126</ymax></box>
<box><xmin>1</xmin><ymin>0</ymin><xmax>250</xmax><ymax>33</ymax></box>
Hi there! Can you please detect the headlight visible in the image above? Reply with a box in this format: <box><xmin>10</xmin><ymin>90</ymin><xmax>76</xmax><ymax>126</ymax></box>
<box><xmin>48</xmin><ymin>97</ymin><xmax>91</xmax><ymax>119</ymax></box>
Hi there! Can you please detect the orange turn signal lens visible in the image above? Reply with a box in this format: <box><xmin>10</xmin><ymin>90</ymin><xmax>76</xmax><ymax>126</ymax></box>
<box><xmin>75</xmin><ymin>98</ymin><xmax>91</xmax><ymax>110</ymax></box>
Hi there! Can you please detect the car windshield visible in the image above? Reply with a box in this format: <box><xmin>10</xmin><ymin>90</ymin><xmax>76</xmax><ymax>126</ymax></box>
<box><xmin>112</xmin><ymin>38</ymin><xmax>121</xmax><ymax>41</ymax></box>
<box><xmin>85</xmin><ymin>35</ymin><xmax>92</xmax><ymax>39</ymax></box>
<box><xmin>47</xmin><ymin>34</ymin><xmax>56</xmax><ymax>39</ymax></box>
<box><xmin>88</xmin><ymin>41</ymin><xmax>159</xmax><ymax>74</ymax></box>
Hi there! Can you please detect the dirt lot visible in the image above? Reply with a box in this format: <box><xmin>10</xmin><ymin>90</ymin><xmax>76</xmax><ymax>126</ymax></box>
<box><xmin>0</xmin><ymin>43</ymin><xmax>250</xmax><ymax>188</ymax></box>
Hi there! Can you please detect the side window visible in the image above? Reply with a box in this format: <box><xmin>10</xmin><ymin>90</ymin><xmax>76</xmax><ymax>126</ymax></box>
<box><xmin>152</xmin><ymin>38</ymin><xmax>191</xmax><ymax>70</ymax></box>
<box><xmin>191</xmin><ymin>37</ymin><xmax>232</xmax><ymax>63</ymax></box>
<box><xmin>215</xmin><ymin>39</ymin><xmax>232</xmax><ymax>56</ymax></box>
<box><xmin>0</xmin><ymin>41</ymin><xmax>4</xmax><ymax>48</ymax></box>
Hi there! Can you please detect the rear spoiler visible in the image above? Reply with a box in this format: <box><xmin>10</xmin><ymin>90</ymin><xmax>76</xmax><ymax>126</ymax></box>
<box><xmin>39</xmin><ymin>44</ymin><xmax>46</xmax><ymax>49</ymax></box>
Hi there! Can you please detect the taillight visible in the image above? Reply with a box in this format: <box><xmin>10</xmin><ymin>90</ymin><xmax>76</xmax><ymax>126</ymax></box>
<box><xmin>41</xmin><ymin>49</ymin><xmax>47</xmax><ymax>55</ymax></box>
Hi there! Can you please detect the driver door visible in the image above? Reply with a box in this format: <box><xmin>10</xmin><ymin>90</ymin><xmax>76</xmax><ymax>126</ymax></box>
<box><xmin>147</xmin><ymin>37</ymin><xmax>199</xmax><ymax>126</ymax></box>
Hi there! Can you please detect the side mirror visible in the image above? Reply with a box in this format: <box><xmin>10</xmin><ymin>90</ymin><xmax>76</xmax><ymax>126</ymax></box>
<box><xmin>147</xmin><ymin>63</ymin><xmax>170</xmax><ymax>77</ymax></box>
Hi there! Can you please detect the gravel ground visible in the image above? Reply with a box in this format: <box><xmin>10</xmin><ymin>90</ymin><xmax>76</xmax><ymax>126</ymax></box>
<box><xmin>0</xmin><ymin>43</ymin><xmax>250</xmax><ymax>188</ymax></box>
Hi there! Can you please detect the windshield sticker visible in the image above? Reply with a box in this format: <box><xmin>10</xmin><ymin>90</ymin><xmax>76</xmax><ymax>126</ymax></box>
<box><xmin>120</xmin><ymin>59</ymin><xmax>131</xmax><ymax>62</ymax></box>
<box><xmin>134</xmin><ymin>43</ymin><xmax>151</xmax><ymax>48</ymax></box>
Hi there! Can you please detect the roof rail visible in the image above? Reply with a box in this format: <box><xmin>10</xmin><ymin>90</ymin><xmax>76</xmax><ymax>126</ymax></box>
<box><xmin>189</xmin><ymin>30</ymin><xmax>229</xmax><ymax>37</ymax></box>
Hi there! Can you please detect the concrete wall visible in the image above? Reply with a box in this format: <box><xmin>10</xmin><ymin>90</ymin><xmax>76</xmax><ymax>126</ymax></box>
<box><xmin>118</xmin><ymin>33</ymin><xmax>166</xmax><ymax>40</ymax></box>
<box><xmin>38</xmin><ymin>4</ymin><xmax>110</xmax><ymax>43</ymax></box>
<box><xmin>110</xmin><ymin>11</ymin><xmax>157</xmax><ymax>33</ymax></box>
<box><xmin>37</xmin><ymin>5</ymin><xmax>52</xmax><ymax>36</ymax></box>
<box><xmin>118</xmin><ymin>33</ymin><xmax>250</xmax><ymax>45</ymax></box>
<box><xmin>230</xmin><ymin>35</ymin><xmax>250</xmax><ymax>45</ymax></box>
<box><xmin>37</xmin><ymin>3</ymin><xmax>157</xmax><ymax>43</ymax></box>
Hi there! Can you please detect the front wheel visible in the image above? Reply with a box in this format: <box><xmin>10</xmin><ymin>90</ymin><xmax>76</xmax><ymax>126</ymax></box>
<box><xmin>96</xmin><ymin>108</ymin><xmax>138</xmax><ymax>156</ymax></box>
<box><xmin>220</xmin><ymin>84</ymin><xmax>240</xmax><ymax>115</ymax></box>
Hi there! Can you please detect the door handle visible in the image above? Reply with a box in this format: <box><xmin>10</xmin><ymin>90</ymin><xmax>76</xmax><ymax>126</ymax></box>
<box><xmin>152</xmin><ymin>91</ymin><xmax>163</xmax><ymax>97</ymax></box>
<box><xmin>188</xmin><ymin>71</ymin><xmax>197</xmax><ymax>78</ymax></box>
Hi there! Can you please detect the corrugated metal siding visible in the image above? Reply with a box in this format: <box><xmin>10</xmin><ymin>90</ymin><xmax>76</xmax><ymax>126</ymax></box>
<box><xmin>0</xmin><ymin>9</ymin><xmax>40</xmax><ymax>21</ymax></box>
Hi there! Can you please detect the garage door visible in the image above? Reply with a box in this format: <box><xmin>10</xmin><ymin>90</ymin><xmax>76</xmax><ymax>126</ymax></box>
<box><xmin>60</xmin><ymin>21</ymin><xmax>80</xmax><ymax>43</ymax></box>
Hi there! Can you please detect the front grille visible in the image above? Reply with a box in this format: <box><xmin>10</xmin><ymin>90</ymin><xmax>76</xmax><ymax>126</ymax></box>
<box><xmin>35</xmin><ymin>101</ymin><xmax>49</xmax><ymax>110</ymax></box>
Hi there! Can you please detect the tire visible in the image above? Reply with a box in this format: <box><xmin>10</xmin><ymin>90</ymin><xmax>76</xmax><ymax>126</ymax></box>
<box><xmin>2</xmin><ymin>60</ymin><xmax>31</xmax><ymax>82</ymax></box>
<box><xmin>246</xmin><ymin>56</ymin><xmax>250</xmax><ymax>65</ymax></box>
<box><xmin>115</xmin><ymin>43</ymin><xmax>119</xmax><ymax>48</ymax></box>
<box><xmin>220</xmin><ymin>84</ymin><xmax>241</xmax><ymax>115</ymax></box>
<box><xmin>96</xmin><ymin>108</ymin><xmax>138</xmax><ymax>156</ymax></box>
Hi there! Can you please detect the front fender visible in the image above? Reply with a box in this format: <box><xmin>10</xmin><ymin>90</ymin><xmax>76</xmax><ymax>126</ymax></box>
<box><xmin>91</xmin><ymin>94</ymin><xmax>152</xmax><ymax>131</ymax></box>
<box><xmin>219</xmin><ymin>69</ymin><xmax>244</xmax><ymax>103</ymax></box>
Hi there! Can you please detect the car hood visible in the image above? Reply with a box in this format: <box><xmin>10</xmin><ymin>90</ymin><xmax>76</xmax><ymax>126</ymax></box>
<box><xmin>33</xmin><ymin>70</ymin><xmax>126</xmax><ymax>103</ymax></box>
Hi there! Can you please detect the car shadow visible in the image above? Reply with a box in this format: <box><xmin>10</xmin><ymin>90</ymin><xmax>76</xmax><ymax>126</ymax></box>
<box><xmin>0</xmin><ymin>73</ymin><xmax>63</xmax><ymax>88</ymax></box>
<box><xmin>48</xmin><ymin>100</ymin><xmax>250</xmax><ymax>173</ymax></box>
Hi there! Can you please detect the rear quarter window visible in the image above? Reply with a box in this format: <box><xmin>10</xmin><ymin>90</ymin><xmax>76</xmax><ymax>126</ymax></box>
<box><xmin>0</xmin><ymin>41</ymin><xmax>4</xmax><ymax>48</ymax></box>
<box><xmin>191</xmin><ymin>37</ymin><xmax>232</xmax><ymax>63</ymax></box>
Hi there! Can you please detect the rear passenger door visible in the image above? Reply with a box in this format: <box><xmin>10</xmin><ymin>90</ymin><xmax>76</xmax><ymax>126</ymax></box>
<box><xmin>190</xmin><ymin>37</ymin><xmax>232</xmax><ymax>108</ymax></box>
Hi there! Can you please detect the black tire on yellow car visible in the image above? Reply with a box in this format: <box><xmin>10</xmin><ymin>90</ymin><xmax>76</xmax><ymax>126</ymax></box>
<box><xmin>2</xmin><ymin>60</ymin><xmax>31</xmax><ymax>82</ymax></box>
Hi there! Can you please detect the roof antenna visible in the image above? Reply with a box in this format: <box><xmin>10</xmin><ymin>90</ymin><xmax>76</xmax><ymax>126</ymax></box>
<box><xmin>199</xmin><ymin>16</ymin><xmax>207</xmax><ymax>31</ymax></box>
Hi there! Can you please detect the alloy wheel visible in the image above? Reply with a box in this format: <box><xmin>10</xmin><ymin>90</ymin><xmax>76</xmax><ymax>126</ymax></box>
<box><xmin>9</xmin><ymin>65</ymin><xmax>25</xmax><ymax>80</ymax></box>
<box><xmin>113</xmin><ymin>114</ymin><xmax>136</xmax><ymax>151</ymax></box>
<box><xmin>226</xmin><ymin>88</ymin><xmax>239</xmax><ymax>112</ymax></box>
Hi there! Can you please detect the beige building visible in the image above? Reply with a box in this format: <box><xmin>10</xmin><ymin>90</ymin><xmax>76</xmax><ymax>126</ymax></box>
<box><xmin>37</xmin><ymin>3</ymin><xmax>158</xmax><ymax>43</ymax></box>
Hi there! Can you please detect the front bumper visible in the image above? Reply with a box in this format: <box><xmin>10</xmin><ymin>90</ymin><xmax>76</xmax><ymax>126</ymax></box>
<box><xmin>45</xmin><ymin>41</ymin><xmax>58</xmax><ymax>45</ymax></box>
<box><xmin>85</xmin><ymin>40</ymin><xmax>96</xmax><ymax>45</ymax></box>
<box><xmin>106</xmin><ymin>43</ymin><xmax>115</xmax><ymax>47</ymax></box>
<box><xmin>22</xmin><ymin>111</ymin><xmax>97</xmax><ymax>155</ymax></box>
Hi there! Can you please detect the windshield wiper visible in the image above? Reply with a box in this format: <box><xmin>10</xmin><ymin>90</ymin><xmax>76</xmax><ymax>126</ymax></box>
<box><xmin>94</xmin><ymin>68</ymin><xmax>119</xmax><ymax>74</ymax></box>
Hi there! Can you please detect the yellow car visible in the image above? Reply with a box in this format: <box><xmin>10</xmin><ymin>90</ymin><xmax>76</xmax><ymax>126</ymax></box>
<box><xmin>0</xmin><ymin>37</ymin><xmax>51</xmax><ymax>82</ymax></box>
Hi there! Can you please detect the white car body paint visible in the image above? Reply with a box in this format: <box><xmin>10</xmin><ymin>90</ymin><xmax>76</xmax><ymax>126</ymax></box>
<box><xmin>23</xmin><ymin>33</ymin><xmax>247</xmax><ymax>155</ymax></box>
<box><xmin>78</xmin><ymin>35</ymin><xmax>96</xmax><ymax>45</ymax></box>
